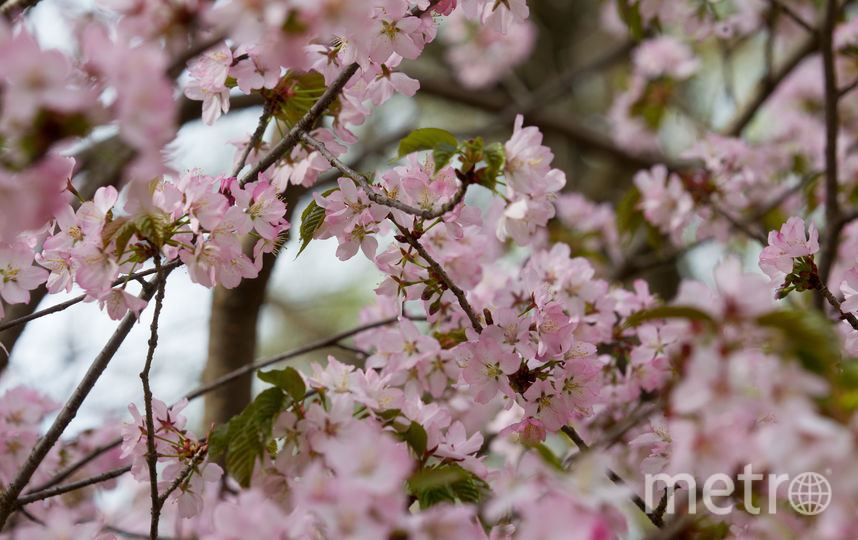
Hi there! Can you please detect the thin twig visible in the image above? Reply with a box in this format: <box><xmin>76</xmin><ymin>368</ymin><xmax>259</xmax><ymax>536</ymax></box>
<box><xmin>0</xmin><ymin>271</ymin><xmax>169</xmax><ymax>530</ymax></box>
<box><xmin>156</xmin><ymin>446</ymin><xmax>206</xmax><ymax>508</ymax></box>
<box><xmin>748</xmin><ymin>171</ymin><xmax>822</xmax><ymax>223</ymax></box>
<box><xmin>708</xmin><ymin>200</ymin><xmax>768</xmax><ymax>244</ymax></box>
<box><xmin>0</xmin><ymin>259</ymin><xmax>182</xmax><ymax>334</ymax></box>
<box><xmin>232</xmin><ymin>99</ymin><xmax>275</xmax><ymax>177</ymax></box>
<box><xmin>299</xmin><ymin>131</ymin><xmax>470</xmax><ymax>220</ymax></box>
<box><xmin>391</xmin><ymin>219</ymin><xmax>482</xmax><ymax>333</ymax></box>
<box><xmin>182</xmin><ymin>315</ymin><xmax>420</xmax><ymax>402</ymax></box>
<box><xmin>139</xmin><ymin>255</ymin><xmax>167</xmax><ymax>540</ymax></box>
<box><xmin>15</xmin><ymin>466</ymin><xmax>131</xmax><ymax>506</ymax></box>
<box><xmin>561</xmin><ymin>425</ymin><xmax>663</xmax><ymax>528</ymax></box>
<box><xmin>725</xmin><ymin>33</ymin><xmax>818</xmax><ymax>136</ymax></box>
<box><xmin>769</xmin><ymin>0</ymin><xmax>817</xmax><ymax>34</ymax></box>
<box><xmin>839</xmin><ymin>74</ymin><xmax>858</xmax><ymax>98</ymax></box>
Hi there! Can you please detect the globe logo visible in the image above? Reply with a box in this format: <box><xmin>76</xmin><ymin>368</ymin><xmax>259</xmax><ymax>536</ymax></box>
<box><xmin>788</xmin><ymin>472</ymin><xmax>832</xmax><ymax>515</ymax></box>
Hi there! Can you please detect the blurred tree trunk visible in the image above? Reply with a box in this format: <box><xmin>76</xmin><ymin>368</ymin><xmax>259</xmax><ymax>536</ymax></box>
<box><xmin>202</xmin><ymin>186</ymin><xmax>303</xmax><ymax>428</ymax></box>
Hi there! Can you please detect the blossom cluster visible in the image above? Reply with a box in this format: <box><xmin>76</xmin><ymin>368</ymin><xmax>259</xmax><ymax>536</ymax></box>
<box><xmin>5</xmin><ymin>1</ymin><xmax>858</xmax><ymax>539</ymax></box>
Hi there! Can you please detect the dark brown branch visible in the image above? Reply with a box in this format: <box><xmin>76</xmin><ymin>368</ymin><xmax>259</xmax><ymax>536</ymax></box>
<box><xmin>24</xmin><ymin>440</ymin><xmax>123</xmax><ymax>494</ymax></box>
<box><xmin>819</xmin><ymin>0</ymin><xmax>842</xmax><ymax>288</ymax></box>
<box><xmin>299</xmin><ymin>131</ymin><xmax>469</xmax><ymax>220</ymax></box>
<box><xmin>239</xmin><ymin>63</ymin><xmax>360</xmax><ymax>185</ymax></box>
<box><xmin>0</xmin><ymin>272</ymin><xmax>168</xmax><ymax>530</ymax></box>
<box><xmin>839</xmin><ymin>74</ymin><xmax>858</xmax><ymax>98</ymax></box>
<box><xmin>24</xmin><ymin>282</ymin><xmax>421</xmax><ymax>502</ymax></box>
<box><xmin>391</xmin><ymin>219</ymin><xmax>482</xmax><ymax>333</ymax></box>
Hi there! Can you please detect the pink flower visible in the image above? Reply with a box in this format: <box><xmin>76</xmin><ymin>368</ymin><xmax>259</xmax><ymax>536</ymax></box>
<box><xmin>459</xmin><ymin>330</ymin><xmax>521</xmax><ymax>403</ymax></box>
<box><xmin>97</xmin><ymin>288</ymin><xmax>149</xmax><ymax>321</ymax></box>
<box><xmin>499</xmin><ymin>417</ymin><xmax>546</xmax><ymax>445</ymax></box>
<box><xmin>634</xmin><ymin>165</ymin><xmax>694</xmax><ymax>242</ymax></box>
<box><xmin>522</xmin><ymin>378</ymin><xmax>569</xmax><ymax>431</ymax></box>
<box><xmin>232</xmin><ymin>180</ymin><xmax>288</xmax><ymax>240</ymax></box>
<box><xmin>758</xmin><ymin>216</ymin><xmax>819</xmax><ymax>280</ymax></box>
<box><xmin>0</xmin><ymin>242</ymin><xmax>49</xmax><ymax>306</ymax></box>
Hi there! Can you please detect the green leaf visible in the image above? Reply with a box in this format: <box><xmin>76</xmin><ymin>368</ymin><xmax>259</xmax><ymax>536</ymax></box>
<box><xmin>134</xmin><ymin>210</ymin><xmax>171</xmax><ymax>248</ymax></box>
<box><xmin>615</xmin><ymin>186</ymin><xmax>642</xmax><ymax>236</ymax></box>
<box><xmin>617</xmin><ymin>0</ymin><xmax>644</xmax><ymax>40</ymax></box>
<box><xmin>408</xmin><ymin>465</ymin><xmax>469</xmax><ymax>493</ymax></box>
<box><xmin>407</xmin><ymin>463</ymin><xmax>489</xmax><ymax>509</ymax></box>
<box><xmin>397</xmin><ymin>128</ymin><xmax>458</xmax><ymax>159</ymax></box>
<box><xmin>297</xmin><ymin>187</ymin><xmax>336</xmax><ymax>257</ymax></box>
<box><xmin>756</xmin><ymin>310</ymin><xmax>840</xmax><ymax>374</ymax></box>
<box><xmin>277</xmin><ymin>72</ymin><xmax>328</xmax><ymax>126</ymax></box>
<box><xmin>209</xmin><ymin>387</ymin><xmax>287</xmax><ymax>487</ymax></box>
<box><xmin>482</xmin><ymin>141</ymin><xmax>505</xmax><ymax>189</ymax></box>
<box><xmin>624</xmin><ymin>305</ymin><xmax>715</xmax><ymax>329</ymax></box>
<box><xmin>258</xmin><ymin>366</ymin><xmax>306</xmax><ymax>402</ymax></box>
<box><xmin>532</xmin><ymin>443</ymin><xmax>565</xmax><ymax>471</ymax></box>
<box><xmin>432</xmin><ymin>142</ymin><xmax>458</xmax><ymax>173</ymax></box>
<box><xmin>403</xmin><ymin>421</ymin><xmax>428</xmax><ymax>456</ymax></box>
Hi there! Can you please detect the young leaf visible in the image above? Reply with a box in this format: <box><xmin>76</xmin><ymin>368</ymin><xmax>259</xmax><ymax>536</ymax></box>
<box><xmin>407</xmin><ymin>464</ymin><xmax>490</xmax><ymax>509</ymax></box>
<box><xmin>211</xmin><ymin>387</ymin><xmax>287</xmax><ymax>487</ymax></box>
<box><xmin>432</xmin><ymin>141</ymin><xmax>458</xmax><ymax>173</ymax></box>
<box><xmin>403</xmin><ymin>421</ymin><xmax>428</xmax><ymax>456</ymax></box>
<box><xmin>258</xmin><ymin>366</ymin><xmax>306</xmax><ymax>402</ymax></box>
<box><xmin>757</xmin><ymin>310</ymin><xmax>841</xmax><ymax>374</ymax></box>
<box><xmin>397</xmin><ymin>128</ymin><xmax>458</xmax><ymax>158</ymax></box>
<box><xmin>624</xmin><ymin>305</ymin><xmax>715</xmax><ymax>329</ymax></box>
<box><xmin>297</xmin><ymin>187</ymin><xmax>337</xmax><ymax>257</ymax></box>
<box><xmin>482</xmin><ymin>141</ymin><xmax>505</xmax><ymax>189</ymax></box>
<box><xmin>134</xmin><ymin>210</ymin><xmax>171</xmax><ymax>248</ymax></box>
<box><xmin>615</xmin><ymin>186</ymin><xmax>642</xmax><ymax>236</ymax></box>
<box><xmin>617</xmin><ymin>0</ymin><xmax>644</xmax><ymax>40</ymax></box>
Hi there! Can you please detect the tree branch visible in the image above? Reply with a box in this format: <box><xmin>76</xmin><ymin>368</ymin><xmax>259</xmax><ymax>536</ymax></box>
<box><xmin>0</xmin><ymin>260</ymin><xmax>182</xmax><ymax>334</ymax></box>
<box><xmin>769</xmin><ymin>0</ymin><xmax>817</xmax><ymax>34</ymax></box>
<box><xmin>0</xmin><ymin>270</ymin><xmax>170</xmax><ymax>531</ymax></box>
<box><xmin>232</xmin><ymin>98</ymin><xmax>275</xmax><ymax>177</ymax></box>
<box><xmin>724</xmin><ymin>34</ymin><xmax>818</xmax><ymax>136</ymax></box>
<box><xmin>390</xmin><ymin>219</ymin><xmax>482</xmax><ymax>333</ymax></box>
<box><xmin>299</xmin><ymin>131</ymin><xmax>470</xmax><ymax>220</ymax></box>
<box><xmin>15</xmin><ymin>465</ymin><xmax>131</xmax><ymax>506</ymax></box>
<box><xmin>819</xmin><ymin>0</ymin><xmax>842</xmax><ymax>287</ymax></box>
<box><xmin>139</xmin><ymin>256</ymin><xmax>167</xmax><ymax>540</ymax></box>
<box><xmin>156</xmin><ymin>446</ymin><xmax>206</xmax><ymax>508</ymax></box>
<box><xmin>239</xmin><ymin>63</ymin><xmax>360</xmax><ymax>185</ymax></box>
